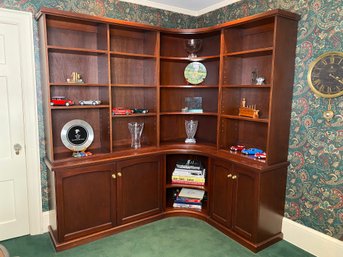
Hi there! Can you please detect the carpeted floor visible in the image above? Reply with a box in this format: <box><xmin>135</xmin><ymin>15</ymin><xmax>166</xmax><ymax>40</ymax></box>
<box><xmin>1</xmin><ymin>217</ymin><xmax>314</xmax><ymax>257</ymax></box>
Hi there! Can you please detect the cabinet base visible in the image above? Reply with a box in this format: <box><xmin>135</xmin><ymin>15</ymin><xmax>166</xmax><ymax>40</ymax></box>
<box><xmin>207</xmin><ymin>218</ymin><xmax>283</xmax><ymax>252</ymax></box>
<box><xmin>48</xmin><ymin>213</ymin><xmax>164</xmax><ymax>251</ymax></box>
<box><xmin>49</xmin><ymin>212</ymin><xmax>283</xmax><ymax>253</ymax></box>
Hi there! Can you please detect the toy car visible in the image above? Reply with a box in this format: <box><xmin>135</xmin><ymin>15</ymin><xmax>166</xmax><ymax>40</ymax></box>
<box><xmin>112</xmin><ymin>107</ymin><xmax>133</xmax><ymax>115</ymax></box>
<box><xmin>132</xmin><ymin>108</ymin><xmax>149</xmax><ymax>114</ymax></box>
<box><xmin>254</xmin><ymin>152</ymin><xmax>267</xmax><ymax>159</ymax></box>
<box><xmin>241</xmin><ymin>148</ymin><xmax>264</xmax><ymax>155</ymax></box>
<box><xmin>79</xmin><ymin>100</ymin><xmax>102</xmax><ymax>106</ymax></box>
<box><xmin>50</xmin><ymin>96</ymin><xmax>74</xmax><ymax>106</ymax></box>
<box><xmin>229</xmin><ymin>145</ymin><xmax>245</xmax><ymax>152</ymax></box>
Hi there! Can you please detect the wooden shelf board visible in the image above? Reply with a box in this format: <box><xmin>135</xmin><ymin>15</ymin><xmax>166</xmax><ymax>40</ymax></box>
<box><xmin>50</xmin><ymin>105</ymin><xmax>110</xmax><ymax>110</ymax></box>
<box><xmin>223</xmin><ymin>47</ymin><xmax>273</xmax><ymax>57</ymax></box>
<box><xmin>221</xmin><ymin>114</ymin><xmax>269</xmax><ymax>123</ymax></box>
<box><xmin>160</xmin><ymin>85</ymin><xmax>218</xmax><ymax>88</ymax></box>
<box><xmin>111</xmin><ymin>84</ymin><xmax>156</xmax><ymax>88</ymax></box>
<box><xmin>160</xmin><ymin>55</ymin><xmax>220</xmax><ymax>61</ymax></box>
<box><xmin>160</xmin><ymin>112</ymin><xmax>218</xmax><ymax>116</ymax></box>
<box><xmin>47</xmin><ymin>45</ymin><xmax>107</xmax><ymax>54</ymax></box>
<box><xmin>50</xmin><ymin>83</ymin><xmax>109</xmax><ymax>87</ymax></box>
<box><xmin>222</xmin><ymin>84</ymin><xmax>271</xmax><ymax>88</ymax></box>
<box><xmin>112</xmin><ymin>113</ymin><xmax>157</xmax><ymax>118</ymax></box>
<box><xmin>110</xmin><ymin>51</ymin><xmax>156</xmax><ymax>59</ymax></box>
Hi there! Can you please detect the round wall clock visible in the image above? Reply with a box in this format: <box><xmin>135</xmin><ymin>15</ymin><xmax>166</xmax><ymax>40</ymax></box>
<box><xmin>184</xmin><ymin>62</ymin><xmax>207</xmax><ymax>85</ymax></box>
<box><xmin>60</xmin><ymin>119</ymin><xmax>94</xmax><ymax>152</ymax></box>
<box><xmin>307</xmin><ymin>51</ymin><xmax>343</xmax><ymax>98</ymax></box>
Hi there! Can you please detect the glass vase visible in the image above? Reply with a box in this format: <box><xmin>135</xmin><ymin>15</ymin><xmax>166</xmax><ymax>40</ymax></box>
<box><xmin>185</xmin><ymin>120</ymin><xmax>198</xmax><ymax>144</ymax></box>
<box><xmin>128</xmin><ymin>122</ymin><xmax>144</xmax><ymax>149</ymax></box>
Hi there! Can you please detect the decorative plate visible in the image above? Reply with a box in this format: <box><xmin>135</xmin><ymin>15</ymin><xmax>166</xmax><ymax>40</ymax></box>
<box><xmin>60</xmin><ymin>119</ymin><xmax>94</xmax><ymax>152</ymax></box>
<box><xmin>184</xmin><ymin>62</ymin><xmax>207</xmax><ymax>85</ymax></box>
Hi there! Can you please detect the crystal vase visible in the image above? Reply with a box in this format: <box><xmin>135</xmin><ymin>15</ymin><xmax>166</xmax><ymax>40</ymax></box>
<box><xmin>185</xmin><ymin>120</ymin><xmax>198</xmax><ymax>144</ymax></box>
<box><xmin>128</xmin><ymin>122</ymin><xmax>144</xmax><ymax>149</ymax></box>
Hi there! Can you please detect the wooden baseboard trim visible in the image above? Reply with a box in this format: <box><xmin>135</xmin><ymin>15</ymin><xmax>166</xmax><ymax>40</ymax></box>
<box><xmin>282</xmin><ymin>218</ymin><xmax>343</xmax><ymax>257</ymax></box>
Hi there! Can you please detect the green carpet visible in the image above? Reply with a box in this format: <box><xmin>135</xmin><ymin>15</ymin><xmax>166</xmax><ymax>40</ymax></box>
<box><xmin>1</xmin><ymin>217</ymin><xmax>313</xmax><ymax>257</ymax></box>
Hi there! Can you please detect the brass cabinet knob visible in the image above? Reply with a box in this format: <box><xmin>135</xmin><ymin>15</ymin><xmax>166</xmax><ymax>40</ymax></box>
<box><xmin>232</xmin><ymin>175</ymin><xmax>237</xmax><ymax>180</ymax></box>
<box><xmin>227</xmin><ymin>174</ymin><xmax>232</xmax><ymax>178</ymax></box>
<box><xmin>112</xmin><ymin>174</ymin><xmax>116</xmax><ymax>179</ymax></box>
<box><xmin>117</xmin><ymin>172</ymin><xmax>122</xmax><ymax>177</ymax></box>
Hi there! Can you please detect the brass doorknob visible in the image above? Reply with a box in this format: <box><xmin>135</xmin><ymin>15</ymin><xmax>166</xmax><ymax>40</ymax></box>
<box><xmin>117</xmin><ymin>172</ymin><xmax>122</xmax><ymax>177</ymax></box>
<box><xmin>232</xmin><ymin>175</ymin><xmax>237</xmax><ymax>180</ymax></box>
<box><xmin>14</xmin><ymin>144</ymin><xmax>22</xmax><ymax>155</ymax></box>
<box><xmin>112</xmin><ymin>174</ymin><xmax>116</xmax><ymax>179</ymax></box>
<box><xmin>227</xmin><ymin>174</ymin><xmax>232</xmax><ymax>178</ymax></box>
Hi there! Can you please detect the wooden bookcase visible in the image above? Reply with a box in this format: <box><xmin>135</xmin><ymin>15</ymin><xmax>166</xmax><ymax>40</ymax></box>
<box><xmin>37</xmin><ymin>8</ymin><xmax>300</xmax><ymax>252</ymax></box>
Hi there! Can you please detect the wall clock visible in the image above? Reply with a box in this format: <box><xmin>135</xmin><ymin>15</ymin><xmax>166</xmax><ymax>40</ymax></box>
<box><xmin>307</xmin><ymin>51</ymin><xmax>343</xmax><ymax>121</ymax></box>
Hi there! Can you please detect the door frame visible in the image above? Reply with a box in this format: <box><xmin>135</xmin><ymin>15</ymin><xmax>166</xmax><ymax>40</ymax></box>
<box><xmin>0</xmin><ymin>8</ymin><xmax>42</xmax><ymax>235</ymax></box>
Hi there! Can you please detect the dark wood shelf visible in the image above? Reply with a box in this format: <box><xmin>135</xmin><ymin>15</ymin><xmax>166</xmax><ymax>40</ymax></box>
<box><xmin>112</xmin><ymin>113</ymin><xmax>156</xmax><ymax>118</ymax></box>
<box><xmin>160</xmin><ymin>112</ymin><xmax>218</xmax><ymax>116</ymax></box>
<box><xmin>223</xmin><ymin>47</ymin><xmax>273</xmax><ymax>57</ymax></box>
<box><xmin>222</xmin><ymin>84</ymin><xmax>271</xmax><ymax>88</ymax></box>
<box><xmin>50</xmin><ymin>83</ymin><xmax>109</xmax><ymax>87</ymax></box>
<box><xmin>110</xmin><ymin>51</ymin><xmax>156</xmax><ymax>59</ymax></box>
<box><xmin>221</xmin><ymin>114</ymin><xmax>269</xmax><ymax>123</ymax></box>
<box><xmin>50</xmin><ymin>105</ymin><xmax>110</xmax><ymax>110</ymax></box>
<box><xmin>160</xmin><ymin>55</ymin><xmax>220</xmax><ymax>61</ymax></box>
<box><xmin>160</xmin><ymin>85</ymin><xmax>218</xmax><ymax>88</ymax></box>
<box><xmin>47</xmin><ymin>45</ymin><xmax>108</xmax><ymax>55</ymax></box>
<box><xmin>111</xmin><ymin>84</ymin><xmax>156</xmax><ymax>88</ymax></box>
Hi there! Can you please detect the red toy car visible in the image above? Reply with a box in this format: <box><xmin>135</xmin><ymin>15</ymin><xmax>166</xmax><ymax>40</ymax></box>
<box><xmin>50</xmin><ymin>96</ymin><xmax>74</xmax><ymax>106</ymax></box>
<box><xmin>112</xmin><ymin>107</ymin><xmax>133</xmax><ymax>115</ymax></box>
<box><xmin>229</xmin><ymin>145</ymin><xmax>246</xmax><ymax>152</ymax></box>
<box><xmin>254</xmin><ymin>152</ymin><xmax>267</xmax><ymax>159</ymax></box>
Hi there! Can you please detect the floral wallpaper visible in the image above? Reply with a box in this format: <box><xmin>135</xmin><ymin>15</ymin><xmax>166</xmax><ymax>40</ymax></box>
<box><xmin>1</xmin><ymin>0</ymin><xmax>342</xmax><ymax>240</ymax></box>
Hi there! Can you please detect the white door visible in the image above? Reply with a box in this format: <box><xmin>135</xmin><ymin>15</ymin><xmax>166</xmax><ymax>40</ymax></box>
<box><xmin>0</xmin><ymin>21</ymin><xmax>30</xmax><ymax>240</ymax></box>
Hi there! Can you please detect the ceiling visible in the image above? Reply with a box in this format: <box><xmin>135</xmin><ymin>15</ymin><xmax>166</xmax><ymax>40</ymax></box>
<box><xmin>120</xmin><ymin>0</ymin><xmax>240</xmax><ymax>16</ymax></box>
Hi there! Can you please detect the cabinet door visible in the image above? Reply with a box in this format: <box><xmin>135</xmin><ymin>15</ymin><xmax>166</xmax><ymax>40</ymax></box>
<box><xmin>231</xmin><ymin>165</ymin><xmax>256</xmax><ymax>240</ymax></box>
<box><xmin>210</xmin><ymin>159</ymin><xmax>234</xmax><ymax>227</ymax></box>
<box><xmin>116</xmin><ymin>156</ymin><xmax>163</xmax><ymax>224</ymax></box>
<box><xmin>55</xmin><ymin>163</ymin><xmax>115</xmax><ymax>242</ymax></box>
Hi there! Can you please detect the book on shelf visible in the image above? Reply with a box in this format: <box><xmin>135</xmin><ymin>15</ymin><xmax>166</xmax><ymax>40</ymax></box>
<box><xmin>175</xmin><ymin>159</ymin><xmax>204</xmax><ymax>170</ymax></box>
<box><xmin>172</xmin><ymin>168</ymin><xmax>205</xmax><ymax>176</ymax></box>
<box><xmin>178</xmin><ymin>188</ymin><xmax>205</xmax><ymax>199</ymax></box>
<box><xmin>171</xmin><ymin>180</ymin><xmax>205</xmax><ymax>186</ymax></box>
<box><xmin>173</xmin><ymin>202</ymin><xmax>202</xmax><ymax>210</ymax></box>
<box><xmin>175</xmin><ymin>196</ymin><xmax>202</xmax><ymax>203</ymax></box>
<box><xmin>171</xmin><ymin>175</ymin><xmax>205</xmax><ymax>183</ymax></box>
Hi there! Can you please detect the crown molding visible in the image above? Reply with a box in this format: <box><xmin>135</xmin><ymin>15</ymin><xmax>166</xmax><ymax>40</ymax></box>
<box><xmin>119</xmin><ymin>0</ymin><xmax>240</xmax><ymax>17</ymax></box>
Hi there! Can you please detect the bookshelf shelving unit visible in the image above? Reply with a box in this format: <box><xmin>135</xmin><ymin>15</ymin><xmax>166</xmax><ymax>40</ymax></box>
<box><xmin>37</xmin><ymin>8</ymin><xmax>299</xmax><ymax>252</ymax></box>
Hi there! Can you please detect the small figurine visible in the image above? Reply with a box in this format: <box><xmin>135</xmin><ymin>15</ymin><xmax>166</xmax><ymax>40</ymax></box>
<box><xmin>254</xmin><ymin>152</ymin><xmax>266</xmax><ymax>159</ymax></box>
<box><xmin>132</xmin><ymin>108</ymin><xmax>149</xmax><ymax>114</ymax></box>
<box><xmin>112</xmin><ymin>107</ymin><xmax>133</xmax><ymax>116</ymax></box>
<box><xmin>50</xmin><ymin>96</ymin><xmax>74</xmax><ymax>106</ymax></box>
<box><xmin>241</xmin><ymin>98</ymin><xmax>246</xmax><ymax>107</ymax></box>
<box><xmin>251</xmin><ymin>69</ymin><xmax>257</xmax><ymax>84</ymax></box>
<box><xmin>241</xmin><ymin>148</ymin><xmax>264</xmax><ymax>155</ymax></box>
<box><xmin>256</xmin><ymin>77</ymin><xmax>265</xmax><ymax>85</ymax></box>
<box><xmin>67</xmin><ymin>72</ymin><xmax>84</xmax><ymax>83</ymax></box>
<box><xmin>79</xmin><ymin>100</ymin><xmax>102</xmax><ymax>106</ymax></box>
<box><xmin>72</xmin><ymin>151</ymin><xmax>92</xmax><ymax>158</ymax></box>
<box><xmin>229</xmin><ymin>145</ymin><xmax>246</xmax><ymax>152</ymax></box>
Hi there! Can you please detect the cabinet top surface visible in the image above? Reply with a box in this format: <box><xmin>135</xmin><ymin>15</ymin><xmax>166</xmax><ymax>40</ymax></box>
<box><xmin>36</xmin><ymin>7</ymin><xmax>300</xmax><ymax>33</ymax></box>
<box><xmin>45</xmin><ymin>144</ymin><xmax>289</xmax><ymax>172</ymax></box>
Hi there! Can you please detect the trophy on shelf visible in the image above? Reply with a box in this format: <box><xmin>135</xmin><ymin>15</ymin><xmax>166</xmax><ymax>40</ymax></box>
<box><xmin>67</xmin><ymin>72</ymin><xmax>84</xmax><ymax>83</ymax></box>
<box><xmin>184</xmin><ymin>39</ymin><xmax>202</xmax><ymax>59</ymax></box>
<box><xmin>239</xmin><ymin>98</ymin><xmax>260</xmax><ymax>119</ymax></box>
<box><xmin>185</xmin><ymin>120</ymin><xmax>198</xmax><ymax>144</ymax></box>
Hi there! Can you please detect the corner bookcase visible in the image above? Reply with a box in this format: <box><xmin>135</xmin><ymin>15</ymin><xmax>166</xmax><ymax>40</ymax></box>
<box><xmin>37</xmin><ymin>8</ymin><xmax>300</xmax><ymax>252</ymax></box>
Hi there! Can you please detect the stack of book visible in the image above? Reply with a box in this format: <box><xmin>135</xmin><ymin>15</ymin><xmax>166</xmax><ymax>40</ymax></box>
<box><xmin>173</xmin><ymin>188</ymin><xmax>205</xmax><ymax>210</ymax></box>
<box><xmin>172</xmin><ymin>159</ymin><xmax>206</xmax><ymax>186</ymax></box>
